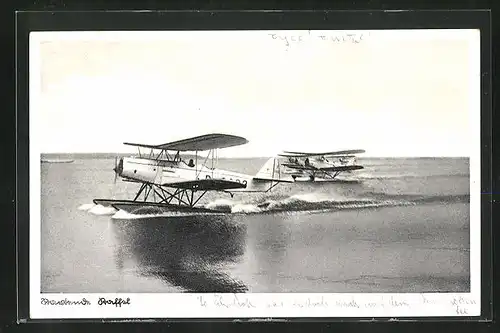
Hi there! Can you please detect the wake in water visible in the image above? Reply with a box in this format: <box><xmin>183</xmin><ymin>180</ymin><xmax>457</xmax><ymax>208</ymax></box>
<box><xmin>204</xmin><ymin>192</ymin><xmax>417</xmax><ymax>215</ymax></box>
<box><xmin>355</xmin><ymin>172</ymin><xmax>470</xmax><ymax>180</ymax></box>
<box><xmin>111</xmin><ymin>209</ymin><xmax>226</xmax><ymax>219</ymax></box>
<box><xmin>78</xmin><ymin>203</ymin><xmax>117</xmax><ymax>216</ymax></box>
<box><xmin>79</xmin><ymin>189</ymin><xmax>469</xmax><ymax>219</ymax></box>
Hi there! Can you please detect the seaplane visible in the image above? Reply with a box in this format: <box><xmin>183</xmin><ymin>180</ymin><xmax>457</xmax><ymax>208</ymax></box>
<box><xmin>93</xmin><ymin>133</ymin><xmax>294</xmax><ymax>214</ymax></box>
<box><xmin>278</xmin><ymin>149</ymin><xmax>366</xmax><ymax>182</ymax></box>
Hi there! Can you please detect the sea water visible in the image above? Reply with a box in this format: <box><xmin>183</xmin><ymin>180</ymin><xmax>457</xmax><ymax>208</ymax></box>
<box><xmin>40</xmin><ymin>157</ymin><xmax>470</xmax><ymax>293</ymax></box>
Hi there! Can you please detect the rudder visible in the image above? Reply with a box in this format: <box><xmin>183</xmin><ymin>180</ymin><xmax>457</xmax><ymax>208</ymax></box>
<box><xmin>254</xmin><ymin>157</ymin><xmax>293</xmax><ymax>182</ymax></box>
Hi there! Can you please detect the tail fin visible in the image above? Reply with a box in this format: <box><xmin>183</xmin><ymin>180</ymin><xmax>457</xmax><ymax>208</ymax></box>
<box><xmin>254</xmin><ymin>157</ymin><xmax>293</xmax><ymax>183</ymax></box>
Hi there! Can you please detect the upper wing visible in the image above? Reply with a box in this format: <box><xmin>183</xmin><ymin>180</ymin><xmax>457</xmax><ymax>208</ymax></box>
<box><xmin>281</xmin><ymin>149</ymin><xmax>365</xmax><ymax>157</ymax></box>
<box><xmin>163</xmin><ymin>178</ymin><xmax>247</xmax><ymax>191</ymax></box>
<box><xmin>278</xmin><ymin>152</ymin><xmax>305</xmax><ymax>157</ymax></box>
<box><xmin>124</xmin><ymin>133</ymin><xmax>248</xmax><ymax>152</ymax></box>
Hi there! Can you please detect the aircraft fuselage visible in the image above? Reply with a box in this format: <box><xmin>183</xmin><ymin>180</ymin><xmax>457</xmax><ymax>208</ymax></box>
<box><xmin>116</xmin><ymin>156</ymin><xmax>286</xmax><ymax>192</ymax></box>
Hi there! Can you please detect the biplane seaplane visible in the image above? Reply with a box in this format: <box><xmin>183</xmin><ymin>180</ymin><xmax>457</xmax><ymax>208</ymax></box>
<box><xmin>278</xmin><ymin>149</ymin><xmax>366</xmax><ymax>182</ymax></box>
<box><xmin>93</xmin><ymin>134</ymin><xmax>294</xmax><ymax>214</ymax></box>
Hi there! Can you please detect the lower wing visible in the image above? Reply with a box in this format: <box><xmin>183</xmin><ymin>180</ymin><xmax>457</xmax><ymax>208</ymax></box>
<box><xmin>319</xmin><ymin>165</ymin><xmax>364</xmax><ymax>172</ymax></box>
<box><xmin>281</xmin><ymin>163</ymin><xmax>317</xmax><ymax>171</ymax></box>
<box><xmin>163</xmin><ymin>178</ymin><xmax>247</xmax><ymax>191</ymax></box>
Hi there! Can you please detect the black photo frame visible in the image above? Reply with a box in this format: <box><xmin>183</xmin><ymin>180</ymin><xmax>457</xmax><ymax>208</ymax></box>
<box><xmin>15</xmin><ymin>9</ymin><xmax>493</xmax><ymax>325</ymax></box>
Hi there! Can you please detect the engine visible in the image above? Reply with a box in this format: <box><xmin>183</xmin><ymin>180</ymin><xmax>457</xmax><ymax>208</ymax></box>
<box><xmin>114</xmin><ymin>157</ymin><xmax>160</xmax><ymax>183</ymax></box>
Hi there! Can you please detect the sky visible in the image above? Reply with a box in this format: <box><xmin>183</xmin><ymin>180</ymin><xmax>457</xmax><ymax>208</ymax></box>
<box><xmin>31</xmin><ymin>30</ymin><xmax>479</xmax><ymax>157</ymax></box>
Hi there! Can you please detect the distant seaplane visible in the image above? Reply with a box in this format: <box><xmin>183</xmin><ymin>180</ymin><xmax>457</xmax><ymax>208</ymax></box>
<box><xmin>278</xmin><ymin>149</ymin><xmax>365</xmax><ymax>182</ymax></box>
<box><xmin>93</xmin><ymin>134</ymin><xmax>294</xmax><ymax>214</ymax></box>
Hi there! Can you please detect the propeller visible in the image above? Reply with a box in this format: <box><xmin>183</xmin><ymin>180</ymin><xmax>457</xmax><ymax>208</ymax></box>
<box><xmin>108</xmin><ymin>156</ymin><xmax>121</xmax><ymax>201</ymax></box>
<box><xmin>113</xmin><ymin>156</ymin><xmax>119</xmax><ymax>184</ymax></box>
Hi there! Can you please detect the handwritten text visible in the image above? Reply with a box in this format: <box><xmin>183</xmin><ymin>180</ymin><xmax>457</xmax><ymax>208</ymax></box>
<box><xmin>268</xmin><ymin>31</ymin><xmax>367</xmax><ymax>48</ymax></box>
<box><xmin>451</xmin><ymin>296</ymin><xmax>476</xmax><ymax>315</ymax></box>
<box><xmin>192</xmin><ymin>294</ymin><xmax>479</xmax><ymax>316</ymax></box>
<box><xmin>198</xmin><ymin>295</ymin><xmax>255</xmax><ymax>309</ymax></box>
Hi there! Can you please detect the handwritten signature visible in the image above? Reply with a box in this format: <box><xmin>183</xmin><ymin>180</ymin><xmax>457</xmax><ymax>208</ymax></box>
<box><xmin>98</xmin><ymin>297</ymin><xmax>131</xmax><ymax>307</ymax></box>
<box><xmin>41</xmin><ymin>297</ymin><xmax>91</xmax><ymax>306</ymax></box>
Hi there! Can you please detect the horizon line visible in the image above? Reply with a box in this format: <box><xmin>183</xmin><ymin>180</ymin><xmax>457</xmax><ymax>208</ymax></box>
<box><xmin>40</xmin><ymin>152</ymin><xmax>470</xmax><ymax>159</ymax></box>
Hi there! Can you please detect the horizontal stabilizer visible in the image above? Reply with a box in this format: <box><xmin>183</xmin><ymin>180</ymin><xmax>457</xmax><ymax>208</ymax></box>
<box><xmin>164</xmin><ymin>178</ymin><xmax>247</xmax><ymax>191</ymax></box>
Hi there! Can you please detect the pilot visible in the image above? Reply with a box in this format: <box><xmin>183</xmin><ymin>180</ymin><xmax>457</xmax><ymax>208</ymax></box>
<box><xmin>188</xmin><ymin>159</ymin><xmax>195</xmax><ymax>167</ymax></box>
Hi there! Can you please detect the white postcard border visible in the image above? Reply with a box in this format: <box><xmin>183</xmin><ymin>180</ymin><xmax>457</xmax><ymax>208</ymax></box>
<box><xmin>28</xmin><ymin>29</ymin><xmax>482</xmax><ymax>319</ymax></box>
